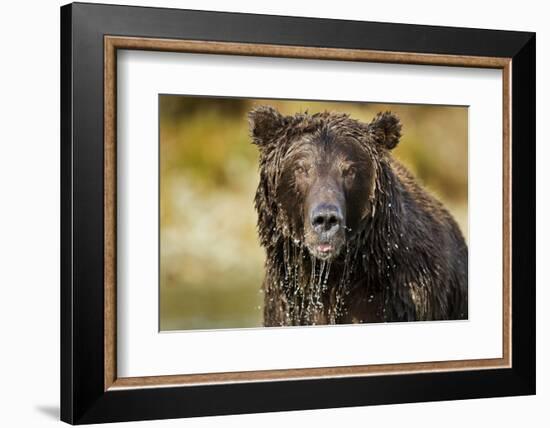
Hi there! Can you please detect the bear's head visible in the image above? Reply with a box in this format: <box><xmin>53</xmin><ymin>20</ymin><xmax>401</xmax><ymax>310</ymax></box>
<box><xmin>250</xmin><ymin>106</ymin><xmax>402</xmax><ymax>261</ymax></box>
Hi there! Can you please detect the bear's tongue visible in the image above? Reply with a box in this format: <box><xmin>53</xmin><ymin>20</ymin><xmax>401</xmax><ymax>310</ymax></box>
<box><xmin>317</xmin><ymin>243</ymin><xmax>333</xmax><ymax>253</ymax></box>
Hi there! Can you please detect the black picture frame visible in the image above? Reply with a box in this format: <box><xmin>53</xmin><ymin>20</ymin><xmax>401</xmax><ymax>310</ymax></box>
<box><xmin>60</xmin><ymin>2</ymin><xmax>535</xmax><ymax>424</ymax></box>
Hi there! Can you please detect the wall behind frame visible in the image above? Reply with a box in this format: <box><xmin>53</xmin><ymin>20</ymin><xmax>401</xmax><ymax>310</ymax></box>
<box><xmin>0</xmin><ymin>1</ymin><xmax>545</xmax><ymax>427</ymax></box>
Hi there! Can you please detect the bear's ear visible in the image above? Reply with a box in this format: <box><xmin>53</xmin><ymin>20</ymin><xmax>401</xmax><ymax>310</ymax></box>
<box><xmin>248</xmin><ymin>106</ymin><xmax>285</xmax><ymax>147</ymax></box>
<box><xmin>368</xmin><ymin>111</ymin><xmax>402</xmax><ymax>150</ymax></box>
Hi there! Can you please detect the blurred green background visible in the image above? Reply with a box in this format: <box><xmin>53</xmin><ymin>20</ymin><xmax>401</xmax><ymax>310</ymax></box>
<box><xmin>159</xmin><ymin>96</ymin><xmax>468</xmax><ymax>331</ymax></box>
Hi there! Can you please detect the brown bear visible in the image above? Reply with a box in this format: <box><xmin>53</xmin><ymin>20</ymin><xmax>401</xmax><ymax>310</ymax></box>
<box><xmin>249</xmin><ymin>106</ymin><xmax>468</xmax><ymax>327</ymax></box>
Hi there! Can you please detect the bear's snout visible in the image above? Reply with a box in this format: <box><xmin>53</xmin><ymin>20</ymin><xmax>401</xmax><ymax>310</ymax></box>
<box><xmin>311</xmin><ymin>203</ymin><xmax>343</xmax><ymax>236</ymax></box>
<box><xmin>309</xmin><ymin>202</ymin><xmax>345</xmax><ymax>259</ymax></box>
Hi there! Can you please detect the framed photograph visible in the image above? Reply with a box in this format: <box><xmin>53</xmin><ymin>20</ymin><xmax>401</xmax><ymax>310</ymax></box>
<box><xmin>60</xmin><ymin>2</ymin><xmax>535</xmax><ymax>424</ymax></box>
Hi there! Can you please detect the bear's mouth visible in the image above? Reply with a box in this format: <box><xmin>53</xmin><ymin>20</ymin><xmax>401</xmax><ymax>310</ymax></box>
<box><xmin>310</xmin><ymin>241</ymin><xmax>343</xmax><ymax>261</ymax></box>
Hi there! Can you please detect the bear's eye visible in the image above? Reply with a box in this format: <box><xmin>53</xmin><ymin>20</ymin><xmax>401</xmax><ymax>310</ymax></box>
<box><xmin>295</xmin><ymin>164</ymin><xmax>309</xmax><ymax>176</ymax></box>
<box><xmin>343</xmin><ymin>166</ymin><xmax>357</xmax><ymax>179</ymax></box>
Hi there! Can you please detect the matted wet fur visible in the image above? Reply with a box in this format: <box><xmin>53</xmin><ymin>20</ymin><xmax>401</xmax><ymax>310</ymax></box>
<box><xmin>249</xmin><ymin>106</ymin><xmax>468</xmax><ymax>326</ymax></box>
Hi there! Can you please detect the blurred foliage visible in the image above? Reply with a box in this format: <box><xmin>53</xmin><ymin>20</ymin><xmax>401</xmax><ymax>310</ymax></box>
<box><xmin>160</xmin><ymin>96</ymin><xmax>468</xmax><ymax>331</ymax></box>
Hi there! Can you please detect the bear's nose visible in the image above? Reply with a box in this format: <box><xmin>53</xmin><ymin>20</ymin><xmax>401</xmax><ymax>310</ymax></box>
<box><xmin>311</xmin><ymin>203</ymin><xmax>343</xmax><ymax>235</ymax></box>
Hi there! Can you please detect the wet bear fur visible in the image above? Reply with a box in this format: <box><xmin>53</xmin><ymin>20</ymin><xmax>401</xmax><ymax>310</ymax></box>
<box><xmin>249</xmin><ymin>106</ymin><xmax>468</xmax><ymax>326</ymax></box>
